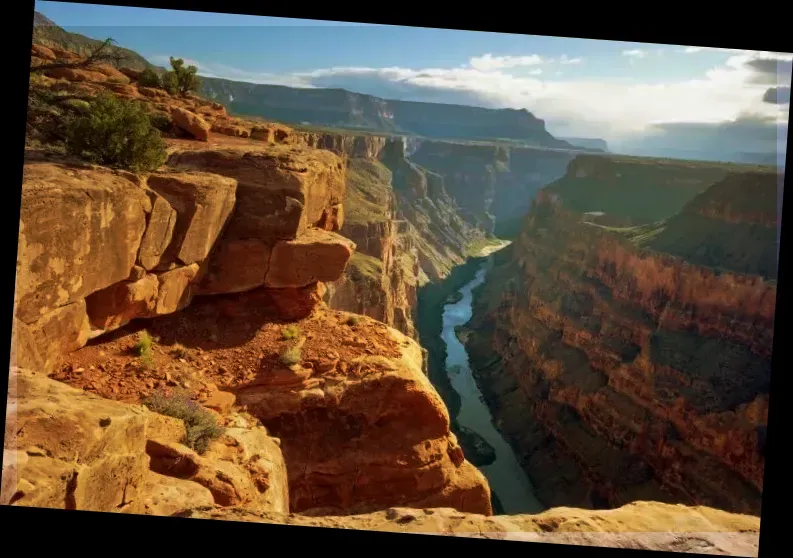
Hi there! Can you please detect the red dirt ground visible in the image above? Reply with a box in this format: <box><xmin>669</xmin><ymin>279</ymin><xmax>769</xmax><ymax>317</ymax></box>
<box><xmin>53</xmin><ymin>295</ymin><xmax>403</xmax><ymax>414</ymax></box>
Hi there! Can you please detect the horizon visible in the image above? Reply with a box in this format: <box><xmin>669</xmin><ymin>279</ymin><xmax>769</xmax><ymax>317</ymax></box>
<box><xmin>35</xmin><ymin>1</ymin><xmax>791</xmax><ymax>157</ymax></box>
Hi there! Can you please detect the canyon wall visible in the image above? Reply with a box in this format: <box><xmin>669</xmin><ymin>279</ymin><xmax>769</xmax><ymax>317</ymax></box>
<box><xmin>410</xmin><ymin>141</ymin><xmax>577</xmax><ymax>237</ymax></box>
<box><xmin>464</xmin><ymin>158</ymin><xmax>777</xmax><ymax>515</ymax></box>
<box><xmin>299</xmin><ymin>132</ymin><xmax>490</xmax><ymax>338</ymax></box>
<box><xmin>9</xmin><ymin>36</ymin><xmax>768</xmax><ymax>553</ymax></box>
<box><xmin>14</xmin><ymin>55</ymin><xmax>493</xmax><ymax>516</ymax></box>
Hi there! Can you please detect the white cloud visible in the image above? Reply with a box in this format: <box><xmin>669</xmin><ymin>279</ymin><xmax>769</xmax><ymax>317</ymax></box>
<box><xmin>469</xmin><ymin>53</ymin><xmax>545</xmax><ymax>71</ymax></box>
<box><xmin>559</xmin><ymin>54</ymin><xmax>583</xmax><ymax>65</ymax></box>
<box><xmin>173</xmin><ymin>49</ymin><xmax>791</xmax><ymax>145</ymax></box>
<box><xmin>679</xmin><ymin>46</ymin><xmax>793</xmax><ymax>60</ymax></box>
<box><xmin>622</xmin><ymin>49</ymin><xmax>647</xmax><ymax>59</ymax></box>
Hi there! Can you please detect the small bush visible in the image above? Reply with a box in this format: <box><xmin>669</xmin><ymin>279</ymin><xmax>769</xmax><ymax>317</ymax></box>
<box><xmin>135</xmin><ymin>329</ymin><xmax>153</xmax><ymax>355</ymax></box>
<box><xmin>144</xmin><ymin>389</ymin><xmax>224</xmax><ymax>454</ymax></box>
<box><xmin>345</xmin><ymin>315</ymin><xmax>362</xmax><ymax>326</ymax></box>
<box><xmin>135</xmin><ymin>330</ymin><xmax>154</xmax><ymax>368</ymax></box>
<box><xmin>282</xmin><ymin>325</ymin><xmax>300</xmax><ymax>340</ymax></box>
<box><xmin>169</xmin><ymin>57</ymin><xmax>200</xmax><ymax>96</ymax></box>
<box><xmin>138</xmin><ymin>67</ymin><xmax>162</xmax><ymax>88</ymax></box>
<box><xmin>60</xmin><ymin>98</ymin><xmax>91</xmax><ymax>115</ymax></box>
<box><xmin>160</xmin><ymin>71</ymin><xmax>178</xmax><ymax>95</ymax></box>
<box><xmin>280</xmin><ymin>345</ymin><xmax>302</xmax><ymax>366</ymax></box>
<box><xmin>64</xmin><ymin>92</ymin><xmax>167</xmax><ymax>171</ymax></box>
<box><xmin>148</xmin><ymin>111</ymin><xmax>172</xmax><ymax>132</ymax></box>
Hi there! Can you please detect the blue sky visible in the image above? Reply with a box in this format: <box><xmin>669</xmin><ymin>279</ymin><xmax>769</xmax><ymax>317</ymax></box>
<box><xmin>37</xmin><ymin>2</ymin><xmax>726</xmax><ymax>81</ymax></box>
<box><xmin>35</xmin><ymin>1</ymin><xmax>791</xmax><ymax>151</ymax></box>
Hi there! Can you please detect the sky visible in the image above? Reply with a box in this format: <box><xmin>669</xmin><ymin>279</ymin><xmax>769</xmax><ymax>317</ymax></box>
<box><xmin>36</xmin><ymin>2</ymin><xmax>792</xmax><ymax>154</ymax></box>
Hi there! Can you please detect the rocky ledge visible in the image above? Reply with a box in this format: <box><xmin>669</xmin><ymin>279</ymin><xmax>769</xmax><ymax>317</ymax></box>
<box><xmin>179</xmin><ymin>502</ymin><xmax>760</xmax><ymax>556</ymax></box>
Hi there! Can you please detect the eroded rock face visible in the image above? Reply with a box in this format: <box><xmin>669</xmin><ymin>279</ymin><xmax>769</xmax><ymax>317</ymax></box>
<box><xmin>146</xmin><ymin>171</ymin><xmax>237</xmax><ymax>267</ymax></box>
<box><xmin>2</xmin><ymin>369</ymin><xmax>289</xmax><ymax>517</ymax></box>
<box><xmin>265</xmin><ymin>229</ymin><xmax>356</xmax><ymax>288</ymax></box>
<box><xmin>16</xmin><ymin>161</ymin><xmax>150</xmax><ymax>323</ymax></box>
<box><xmin>166</xmin><ymin>143</ymin><xmax>346</xmax><ymax>240</ymax></box>
<box><xmin>170</xmin><ymin>107</ymin><xmax>211</xmax><ymax>141</ymax></box>
<box><xmin>464</xmin><ymin>171</ymin><xmax>776</xmax><ymax>515</ymax></box>
<box><xmin>3</xmin><ymin>368</ymin><xmax>150</xmax><ymax>513</ymax></box>
<box><xmin>137</xmin><ymin>191</ymin><xmax>177</xmax><ymax>271</ymax></box>
<box><xmin>177</xmin><ymin>502</ymin><xmax>761</xmax><ymax>556</ymax></box>
<box><xmin>236</xmin><ymin>322</ymin><xmax>492</xmax><ymax>515</ymax></box>
<box><xmin>197</xmin><ymin>239</ymin><xmax>273</xmax><ymax>295</ymax></box>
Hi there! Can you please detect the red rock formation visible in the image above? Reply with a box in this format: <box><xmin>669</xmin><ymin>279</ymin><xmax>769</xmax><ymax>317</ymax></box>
<box><xmin>170</xmin><ymin>107</ymin><xmax>211</xmax><ymax>141</ymax></box>
<box><xmin>464</xmin><ymin>168</ymin><xmax>776</xmax><ymax>515</ymax></box>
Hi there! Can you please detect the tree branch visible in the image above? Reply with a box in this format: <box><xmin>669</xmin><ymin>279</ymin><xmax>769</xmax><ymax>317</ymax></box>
<box><xmin>31</xmin><ymin>38</ymin><xmax>131</xmax><ymax>74</ymax></box>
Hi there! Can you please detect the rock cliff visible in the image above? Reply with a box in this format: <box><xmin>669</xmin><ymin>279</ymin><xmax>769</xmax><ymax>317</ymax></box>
<box><xmin>411</xmin><ymin>141</ymin><xmax>577</xmax><ymax>236</ymax></box>
<box><xmin>463</xmin><ymin>158</ymin><xmax>777</xmax><ymax>515</ymax></box>
<box><xmin>10</xmin><ymin>36</ymin><xmax>768</xmax><ymax>554</ymax></box>
<box><xmin>297</xmin><ymin>132</ymin><xmax>489</xmax><ymax>339</ymax></box>
<box><xmin>3</xmin><ymin>372</ymin><xmax>759</xmax><ymax>555</ymax></box>
<box><xmin>179</xmin><ymin>502</ymin><xmax>760</xmax><ymax>555</ymax></box>
<box><xmin>13</xmin><ymin>46</ymin><xmax>491</xmax><ymax>517</ymax></box>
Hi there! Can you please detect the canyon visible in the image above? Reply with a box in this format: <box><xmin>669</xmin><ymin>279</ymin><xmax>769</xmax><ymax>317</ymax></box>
<box><xmin>462</xmin><ymin>158</ymin><xmax>777</xmax><ymax>516</ymax></box>
<box><xmin>3</xmin><ymin>20</ymin><xmax>775</xmax><ymax>556</ymax></box>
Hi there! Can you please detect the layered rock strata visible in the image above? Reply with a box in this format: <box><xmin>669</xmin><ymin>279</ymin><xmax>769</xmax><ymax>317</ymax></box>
<box><xmin>463</xmin><ymin>165</ymin><xmax>777</xmax><ymax>515</ymax></box>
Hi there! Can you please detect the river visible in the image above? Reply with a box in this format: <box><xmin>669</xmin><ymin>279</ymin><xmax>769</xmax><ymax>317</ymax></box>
<box><xmin>440</xmin><ymin>252</ymin><xmax>545</xmax><ymax>515</ymax></box>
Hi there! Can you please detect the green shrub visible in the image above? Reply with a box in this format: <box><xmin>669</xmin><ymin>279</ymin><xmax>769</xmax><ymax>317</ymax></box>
<box><xmin>148</xmin><ymin>111</ymin><xmax>172</xmax><ymax>132</ymax></box>
<box><xmin>138</xmin><ymin>67</ymin><xmax>162</xmax><ymax>88</ymax></box>
<box><xmin>144</xmin><ymin>389</ymin><xmax>224</xmax><ymax>454</ymax></box>
<box><xmin>280</xmin><ymin>345</ymin><xmax>302</xmax><ymax>366</ymax></box>
<box><xmin>134</xmin><ymin>330</ymin><xmax>154</xmax><ymax>368</ymax></box>
<box><xmin>168</xmin><ymin>57</ymin><xmax>200</xmax><ymax>96</ymax></box>
<box><xmin>65</xmin><ymin>93</ymin><xmax>167</xmax><ymax>171</ymax></box>
<box><xmin>59</xmin><ymin>98</ymin><xmax>91</xmax><ymax>115</ymax></box>
<box><xmin>281</xmin><ymin>325</ymin><xmax>300</xmax><ymax>340</ymax></box>
<box><xmin>160</xmin><ymin>71</ymin><xmax>178</xmax><ymax>95</ymax></box>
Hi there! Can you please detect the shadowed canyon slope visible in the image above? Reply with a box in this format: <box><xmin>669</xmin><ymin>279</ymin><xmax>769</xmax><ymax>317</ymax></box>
<box><xmin>463</xmin><ymin>157</ymin><xmax>778</xmax><ymax>515</ymax></box>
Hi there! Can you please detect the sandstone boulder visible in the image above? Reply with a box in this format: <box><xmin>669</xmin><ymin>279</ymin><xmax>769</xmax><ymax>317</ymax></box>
<box><xmin>119</xmin><ymin>66</ymin><xmax>143</xmax><ymax>80</ymax></box>
<box><xmin>236</xmin><ymin>324</ymin><xmax>492</xmax><ymax>515</ymax></box>
<box><xmin>143</xmin><ymin>470</ymin><xmax>215</xmax><ymax>515</ymax></box>
<box><xmin>138</xmin><ymin>86</ymin><xmax>169</xmax><ymax>98</ymax></box>
<box><xmin>137</xmin><ymin>190</ymin><xmax>177</xmax><ymax>270</ymax></box>
<box><xmin>212</xmin><ymin>120</ymin><xmax>251</xmax><ymax>138</ymax></box>
<box><xmin>9</xmin><ymin>317</ymin><xmax>46</xmax><ymax>373</ymax></box>
<box><xmin>49</xmin><ymin>47</ymin><xmax>83</xmax><ymax>62</ymax></box>
<box><xmin>89</xmin><ymin>63</ymin><xmax>131</xmax><ymax>84</ymax></box>
<box><xmin>265</xmin><ymin>229</ymin><xmax>355</xmax><ymax>288</ymax></box>
<box><xmin>17</xmin><ymin>162</ymin><xmax>150</xmax><ymax>323</ymax></box>
<box><xmin>155</xmin><ymin>264</ymin><xmax>200</xmax><ymax>315</ymax></box>
<box><xmin>146</xmin><ymin>172</ymin><xmax>237</xmax><ymax>267</ymax></box>
<box><xmin>177</xmin><ymin>502</ymin><xmax>761</xmax><ymax>556</ymax></box>
<box><xmin>2</xmin><ymin>368</ymin><xmax>150</xmax><ymax>513</ymax></box>
<box><xmin>44</xmin><ymin>67</ymin><xmax>107</xmax><ymax>82</ymax></box>
<box><xmin>170</xmin><ymin>107</ymin><xmax>211</xmax><ymax>141</ymax></box>
<box><xmin>196</xmin><ymin>239</ymin><xmax>272</xmax><ymax>295</ymax></box>
<box><xmin>31</xmin><ymin>44</ymin><xmax>56</xmax><ymax>61</ymax></box>
<box><xmin>85</xmin><ymin>273</ymin><xmax>159</xmax><ymax>332</ymax></box>
<box><xmin>146</xmin><ymin>433</ymin><xmax>287</xmax><ymax>513</ymax></box>
<box><xmin>264</xmin><ymin>282</ymin><xmax>327</xmax><ymax>321</ymax></box>
<box><xmin>104</xmin><ymin>82</ymin><xmax>139</xmax><ymax>97</ymax></box>
<box><xmin>167</xmin><ymin>143</ymin><xmax>346</xmax><ymax>240</ymax></box>
<box><xmin>26</xmin><ymin>300</ymin><xmax>92</xmax><ymax>371</ymax></box>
